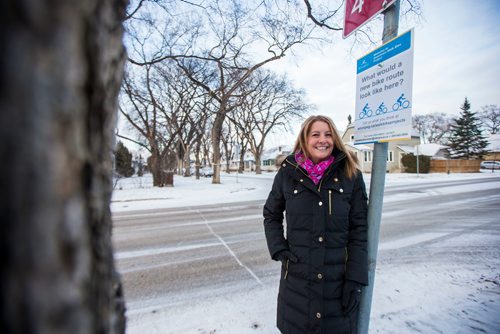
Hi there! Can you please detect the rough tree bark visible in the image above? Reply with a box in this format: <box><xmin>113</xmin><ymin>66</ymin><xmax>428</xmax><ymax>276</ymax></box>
<box><xmin>0</xmin><ymin>1</ymin><xmax>127</xmax><ymax>333</ymax></box>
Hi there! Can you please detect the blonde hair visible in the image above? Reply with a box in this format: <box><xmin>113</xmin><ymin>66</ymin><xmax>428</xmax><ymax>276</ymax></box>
<box><xmin>293</xmin><ymin>115</ymin><xmax>359</xmax><ymax>179</ymax></box>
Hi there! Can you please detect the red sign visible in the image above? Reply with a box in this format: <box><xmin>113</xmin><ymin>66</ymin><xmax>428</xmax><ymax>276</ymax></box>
<box><xmin>343</xmin><ymin>0</ymin><xmax>396</xmax><ymax>38</ymax></box>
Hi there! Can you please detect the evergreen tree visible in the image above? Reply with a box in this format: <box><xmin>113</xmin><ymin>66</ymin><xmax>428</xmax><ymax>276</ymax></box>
<box><xmin>115</xmin><ymin>141</ymin><xmax>135</xmax><ymax>177</ymax></box>
<box><xmin>448</xmin><ymin>98</ymin><xmax>488</xmax><ymax>159</ymax></box>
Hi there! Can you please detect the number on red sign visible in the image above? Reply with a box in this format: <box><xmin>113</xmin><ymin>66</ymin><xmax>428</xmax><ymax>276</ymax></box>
<box><xmin>351</xmin><ymin>0</ymin><xmax>364</xmax><ymax>14</ymax></box>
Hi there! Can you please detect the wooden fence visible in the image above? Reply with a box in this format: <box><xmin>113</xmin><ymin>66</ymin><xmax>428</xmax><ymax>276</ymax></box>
<box><xmin>430</xmin><ymin>159</ymin><xmax>481</xmax><ymax>173</ymax></box>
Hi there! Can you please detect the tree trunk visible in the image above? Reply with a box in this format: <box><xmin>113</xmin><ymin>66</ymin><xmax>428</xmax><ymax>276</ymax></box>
<box><xmin>176</xmin><ymin>141</ymin><xmax>184</xmax><ymax>176</ymax></box>
<box><xmin>211</xmin><ymin>108</ymin><xmax>226</xmax><ymax>184</ymax></box>
<box><xmin>239</xmin><ymin>150</ymin><xmax>245</xmax><ymax>173</ymax></box>
<box><xmin>149</xmin><ymin>149</ymin><xmax>166</xmax><ymax>187</ymax></box>
<box><xmin>194</xmin><ymin>141</ymin><xmax>202</xmax><ymax>179</ymax></box>
<box><xmin>224</xmin><ymin>143</ymin><xmax>231</xmax><ymax>174</ymax></box>
<box><xmin>162</xmin><ymin>148</ymin><xmax>177</xmax><ymax>186</ymax></box>
<box><xmin>255</xmin><ymin>143</ymin><xmax>266</xmax><ymax>174</ymax></box>
<box><xmin>0</xmin><ymin>1</ymin><xmax>127</xmax><ymax>333</ymax></box>
<box><xmin>255</xmin><ymin>153</ymin><xmax>262</xmax><ymax>174</ymax></box>
<box><xmin>183</xmin><ymin>144</ymin><xmax>191</xmax><ymax>177</ymax></box>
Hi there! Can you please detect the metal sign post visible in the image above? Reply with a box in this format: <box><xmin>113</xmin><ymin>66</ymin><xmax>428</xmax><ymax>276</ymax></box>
<box><xmin>357</xmin><ymin>1</ymin><xmax>400</xmax><ymax>333</ymax></box>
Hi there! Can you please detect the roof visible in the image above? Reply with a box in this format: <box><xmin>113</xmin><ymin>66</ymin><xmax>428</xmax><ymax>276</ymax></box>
<box><xmin>261</xmin><ymin>145</ymin><xmax>293</xmax><ymax>160</ymax></box>
<box><xmin>487</xmin><ymin>134</ymin><xmax>500</xmax><ymax>151</ymax></box>
<box><xmin>416</xmin><ymin>143</ymin><xmax>449</xmax><ymax>156</ymax></box>
<box><xmin>346</xmin><ymin>142</ymin><xmax>372</xmax><ymax>151</ymax></box>
<box><xmin>397</xmin><ymin>145</ymin><xmax>415</xmax><ymax>154</ymax></box>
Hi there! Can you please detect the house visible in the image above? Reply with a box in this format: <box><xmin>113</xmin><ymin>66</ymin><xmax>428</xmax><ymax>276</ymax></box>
<box><xmin>484</xmin><ymin>134</ymin><xmax>500</xmax><ymax>161</ymax></box>
<box><xmin>344</xmin><ymin>142</ymin><xmax>373</xmax><ymax>173</ymax></box>
<box><xmin>226</xmin><ymin>150</ymin><xmax>255</xmax><ymax>172</ymax></box>
<box><xmin>341</xmin><ymin>121</ymin><xmax>421</xmax><ymax>173</ymax></box>
<box><xmin>225</xmin><ymin>145</ymin><xmax>293</xmax><ymax>172</ymax></box>
<box><xmin>260</xmin><ymin>145</ymin><xmax>293</xmax><ymax>172</ymax></box>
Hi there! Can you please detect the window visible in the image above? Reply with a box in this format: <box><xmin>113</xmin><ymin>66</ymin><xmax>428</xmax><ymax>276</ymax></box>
<box><xmin>387</xmin><ymin>151</ymin><xmax>394</xmax><ymax>162</ymax></box>
<box><xmin>364</xmin><ymin>151</ymin><xmax>372</xmax><ymax>162</ymax></box>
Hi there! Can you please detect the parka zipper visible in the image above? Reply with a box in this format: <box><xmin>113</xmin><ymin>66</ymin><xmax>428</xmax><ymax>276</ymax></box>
<box><xmin>328</xmin><ymin>190</ymin><xmax>332</xmax><ymax>215</ymax></box>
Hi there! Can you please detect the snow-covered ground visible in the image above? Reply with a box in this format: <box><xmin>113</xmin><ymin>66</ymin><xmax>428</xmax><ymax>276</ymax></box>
<box><xmin>111</xmin><ymin>170</ymin><xmax>498</xmax><ymax>212</ymax></box>
<box><xmin>112</xmin><ymin>172</ymin><xmax>500</xmax><ymax>333</ymax></box>
<box><xmin>111</xmin><ymin>172</ymin><xmax>275</xmax><ymax>212</ymax></box>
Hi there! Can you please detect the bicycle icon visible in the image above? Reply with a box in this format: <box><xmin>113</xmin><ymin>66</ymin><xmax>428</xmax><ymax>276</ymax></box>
<box><xmin>376</xmin><ymin>102</ymin><xmax>388</xmax><ymax>115</ymax></box>
<box><xmin>392</xmin><ymin>94</ymin><xmax>411</xmax><ymax>111</ymax></box>
<box><xmin>359</xmin><ymin>103</ymin><xmax>373</xmax><ymax>119</ymax></box>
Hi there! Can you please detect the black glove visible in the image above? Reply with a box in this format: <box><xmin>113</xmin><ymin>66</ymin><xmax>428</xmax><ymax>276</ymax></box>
<box><xmin>342</xmin><ymin>280</ymin><xmax>363</xmax><ymax>315</ymax></box>
<box><xmin>274</xmin><ymin>250</ymin><xmax>298</xmax><ymax>263</ymax></box>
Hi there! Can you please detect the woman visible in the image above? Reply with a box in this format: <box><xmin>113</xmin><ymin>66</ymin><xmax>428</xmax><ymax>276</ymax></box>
<box><xmin>263</xmin><ymin>115</ymin><xmax>368</xmax><ymax>334</ymax></box>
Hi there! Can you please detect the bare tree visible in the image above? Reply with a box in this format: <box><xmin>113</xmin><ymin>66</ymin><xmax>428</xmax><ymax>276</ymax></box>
<box><xmin>231</xmin><ymin>119</ymin><xmax>251</xmax><ymax>173</ymax></box>
<box><xmin>154</xmin><ymin>63</ymin><xmax>210</xmax><ymax>177</ymax></box>
<box><xmin>478</xmin><ymin>104</ymin><xmax>500</xmax><ymax>135</ymax></box>
<box><xmin>1</xmin><ymin>0</ymin><xmax>127</xmax><ymax>332</ymax></box>
<box><xmin>124</xmin><ymin>0</ymin><xmax>317</xmax><ymax>183</ymax></box>
<box><xmin>231</xmin><ymin>70</ymin><xmax>309</xmax><ymax>174</ymax></box>
<box><xmin>191</xmin><ymin>107</ymin><xmax>211</xmax><ymax>178</ymax></box>
<box><xmin>120</xmin><ymin>60</ymin><xmax>208</xmax><ymax>185</ymax></box>
<box><xmin>219</xmin><ymin>120</ymin><xmax>236</xmax><ymax>173</ymax></box>
<box><xmin>412</xmin><ymin>113</ymin><xmax>452</xmax><ymax>145</ymax></box>
<box><xmin>412</xmin><ymin>114</ymin><xmax>428</xmax><ymax>143</ymax></box>
<box><xmin>120</xmin><ymin>67</ymin><xmax>177</xmax><ymax>186</ymax></box>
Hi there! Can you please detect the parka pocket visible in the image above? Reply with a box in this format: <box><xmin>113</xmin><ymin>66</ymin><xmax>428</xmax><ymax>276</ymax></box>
<box><xmin>283</xmin><ymin>183</ymin><xmax>307</xmax><ymax>201</ymax></box>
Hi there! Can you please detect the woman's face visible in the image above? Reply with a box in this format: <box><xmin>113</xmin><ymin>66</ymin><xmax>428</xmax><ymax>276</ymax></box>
<box><xmin>306</xmin><ymin>121</ymin><xmax>334</xmax><ymax>164</ymax></box>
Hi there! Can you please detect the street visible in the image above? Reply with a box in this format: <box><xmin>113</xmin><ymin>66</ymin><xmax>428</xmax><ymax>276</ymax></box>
<box><xmin>112</xmin><ymin>175</ymin><xmax>500</xmax><ymax>333</ymax></box>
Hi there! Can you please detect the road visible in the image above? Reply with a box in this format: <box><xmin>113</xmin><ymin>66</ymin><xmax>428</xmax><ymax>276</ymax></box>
<box><xmin>112</xmin><ymin>175</ymin><xmax>500</xmax><ymax>333</ymax></box>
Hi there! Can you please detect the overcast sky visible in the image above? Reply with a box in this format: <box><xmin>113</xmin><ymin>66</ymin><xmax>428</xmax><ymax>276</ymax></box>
<box><xmin>269</xmin><ymin>0</ymin><xmax>500</xmax><ymax>146</ymax></box>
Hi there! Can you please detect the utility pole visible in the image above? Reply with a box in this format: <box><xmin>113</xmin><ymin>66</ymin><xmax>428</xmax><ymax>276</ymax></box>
<box><xmin>416</xmin><ymin>144</ymin><xmax>420</xmax><ymax>177</ymax></box>
<box><xmin>357</xmin><ymin>1</ymin><xmax>400</xmax><ymax>333</ymax></box>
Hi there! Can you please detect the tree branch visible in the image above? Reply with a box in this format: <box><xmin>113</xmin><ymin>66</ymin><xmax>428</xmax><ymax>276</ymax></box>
<box><xmin>302</xmin><ymin>0</ymin><xmax>342</xmax><ymax>31</ymax></box>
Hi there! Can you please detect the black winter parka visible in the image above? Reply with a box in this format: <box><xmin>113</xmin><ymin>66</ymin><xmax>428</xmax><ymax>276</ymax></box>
<box><xmin>263</xmin><ymin>151</ymin><xmax>368</xmax><ymax>334</ymax></box>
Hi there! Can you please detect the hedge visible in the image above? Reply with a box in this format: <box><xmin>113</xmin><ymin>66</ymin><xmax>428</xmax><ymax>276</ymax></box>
<box><xmin>401</xmin><ymin>153</ymin><xmax>431</xmax><ymax>173</ymax></box>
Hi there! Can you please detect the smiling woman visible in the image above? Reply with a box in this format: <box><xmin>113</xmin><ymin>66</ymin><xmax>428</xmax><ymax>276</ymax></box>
<box><xmin>304</xmin><ymin>121</ymin><xmax>334</xmax><ymax>163</ymax></box>
<box><xmin>263</xmin><ymin>115</ymin><xmax>369</xmax><ymax>334</ymax></box>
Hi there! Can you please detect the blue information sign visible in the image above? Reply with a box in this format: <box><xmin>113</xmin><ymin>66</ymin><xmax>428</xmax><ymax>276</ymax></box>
<box><xmin>354</xmin><ymin>29</ymin><xmax>414</xmax><ymax>144</ymax></box>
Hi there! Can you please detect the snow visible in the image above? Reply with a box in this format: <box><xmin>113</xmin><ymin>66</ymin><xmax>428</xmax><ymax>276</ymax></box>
<box><xmin>112</xmin><ymin>172</ymin><xmax>500</xmax><ymax>333</ymax></box>
<box><xmin>377</xmin><ymin>233</ymin><xmax>448</xmax><ymax>250</ymax></box>
<box><xmin>111</xmin><ymin>173</ymin><xmax>275</xmax><ymax>213</ymax></box>
<box><xmin>111</xmin><ymin>171</ymin><xmax>497</xmax><ymax>212</ymax></box>
<box><xmin>417</xmin><ymin>143</ymin><xmax>448</xmax><ymax>156</ymax></box>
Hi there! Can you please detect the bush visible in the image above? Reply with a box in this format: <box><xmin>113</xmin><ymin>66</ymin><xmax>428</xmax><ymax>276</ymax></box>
<box><xmin>401</xmin><ymin>153</ymin><xmax>431</xmax><ymax>173</ymax></box>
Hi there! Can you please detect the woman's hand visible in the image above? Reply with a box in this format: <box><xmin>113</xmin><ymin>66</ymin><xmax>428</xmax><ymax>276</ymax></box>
<box><xmin>274</xmin><ymin>250</ymin><xmax>298</xmax><ymax>263</ymax></box>
<box><xmin>342</xmin><ymin>280</ymin><xmax>363</xmax><ymax>315</ymax></box>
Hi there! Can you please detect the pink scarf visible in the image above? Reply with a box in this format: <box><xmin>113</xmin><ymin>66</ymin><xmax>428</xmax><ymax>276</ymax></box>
<box><xmin>295</xmin><ymin>151</ymin><xmax>334</xmax><ymax>185</ymax></box>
